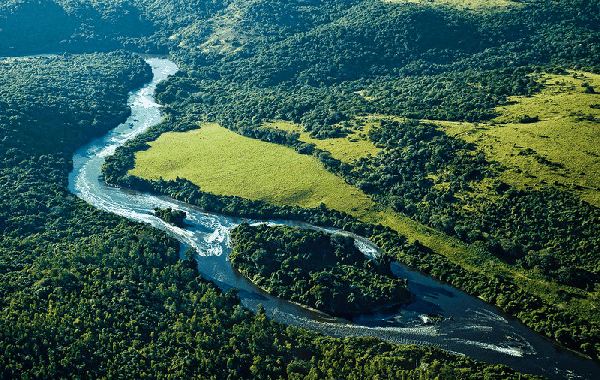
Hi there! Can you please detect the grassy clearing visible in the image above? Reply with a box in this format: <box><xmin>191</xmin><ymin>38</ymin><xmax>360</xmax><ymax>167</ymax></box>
<box><xmin>435</xmin><ymin>70</ymin><xmax>600</xmax><ymax>207</ymax></box>
<box><xmin>129</xmin><ymin>122</ymin><xmax>375</xmax><ymax>216</ymax></box>
<box><xmin>266</xmin><ymin>120</ymin><xmax>382</xmax><ymax>164</ymax></box>
<box><xmin>130</xmin><ymin>120</ymin><xmax>462</xmax><ymax>251</ymax></box>
<box><xmin>382</xmin><ymin>0</ymin><xmax>522</xmax><ymax>12</ymax></box>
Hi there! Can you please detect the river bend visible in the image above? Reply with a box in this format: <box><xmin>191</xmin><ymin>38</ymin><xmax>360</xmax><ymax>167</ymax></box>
<box><xmin>68</xmin><ymin>57</ymin><xmax>600</xmax><ymax>380</ymax></box>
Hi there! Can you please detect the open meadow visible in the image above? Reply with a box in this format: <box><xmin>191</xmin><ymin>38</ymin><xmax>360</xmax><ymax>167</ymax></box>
<box><xmin>129</xmin><ymin>122</ymin><xmax>376</xmax><ymax>216</ymax></box>
<box><xmin>436</xmin><ymin>70</ymin><xmax>600</xmax><ymax>207</ymax></box>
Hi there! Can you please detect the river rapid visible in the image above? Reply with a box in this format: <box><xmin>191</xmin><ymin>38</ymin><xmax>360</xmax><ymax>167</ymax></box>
<box><xmin>68</xmin><ymin>57</ymin><xmax>600</xmax><ymax>380</ymax></box>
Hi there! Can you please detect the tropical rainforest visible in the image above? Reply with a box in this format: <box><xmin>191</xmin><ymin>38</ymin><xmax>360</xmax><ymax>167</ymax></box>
<box><xmin>0</xmin><ymin>39</ymin><xmax>538</xmax><ymax>380</ymax></box>
<box><xmin>1</xmin><ymin>0</ymin><xmax>600</xmax><ymax>378</ymax></box>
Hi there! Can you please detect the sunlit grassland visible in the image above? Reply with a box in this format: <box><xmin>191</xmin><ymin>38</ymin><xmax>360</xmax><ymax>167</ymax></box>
<box><xmin>129</xmin><ymin>119</ymin><xmax>598</xmax><ymax>327</ymax></box>
<box><xmin>265</xmin><ymin>119</ymin><xmax>382</xmax><ymax>164</ymax></box>
<box><xmin>130</xmin><ymin>121</ymin><xmax>492</xmax><ymax>276</ymax></box>
<box><xmin>436</xmin><ymin>71</ymin><xmax>600</xmax><ymax>207</ymax></box>
<box><xmin>129</xmin><ymin>122</ymin><xmax>375</xmax><ymax>216</ymax></box>
<box><xmin>382</xmin><ymin>0</ymin><xmax>522</xmax><ymax>12</ymax></box>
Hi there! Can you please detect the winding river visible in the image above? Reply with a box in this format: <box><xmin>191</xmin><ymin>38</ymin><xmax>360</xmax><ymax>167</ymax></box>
<box><xmin>68</xmin><ymin>57</ymin><xmax>600</xmax><ymax>380</ymax></box>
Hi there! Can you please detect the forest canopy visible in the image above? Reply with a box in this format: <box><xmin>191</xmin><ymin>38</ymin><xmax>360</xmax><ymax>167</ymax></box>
<box><xmin>2</xmin><ymin>0</ymin><xmax>600</xmax><ymax>377</ymax></box>
<box><xmin>230</xmin><ymin>223</ymin><xmax>412</xmax><ymax>318</ymax></box>
<box><xmin>0</xmin><ymin>50</ymin><xmax>542</xmax><ymax>380</ymax></box>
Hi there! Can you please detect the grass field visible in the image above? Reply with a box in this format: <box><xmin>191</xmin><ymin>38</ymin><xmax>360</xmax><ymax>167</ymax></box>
<box><xmin>129</xmin><ymin>122</ymin><xmax>375</xmax><ymax>216</ymax></box>
<box><xmin>129</xmin><ymin>121</ymin><xmax>491</xmax><ymax>274</ymax></box>
<box><xmin>266</xmin><ymin>120</ymin><xmax>382</xmax><ymax>164</ymax></box>
<box><xmin>436</xmin><ymin>70</ymin><xmax>600</xmax><ymax>207</ymax></box>
<box><xmin>130</xmin><ymin>121</ymin><xmax>456</xmax><ymax>247</ymax></box>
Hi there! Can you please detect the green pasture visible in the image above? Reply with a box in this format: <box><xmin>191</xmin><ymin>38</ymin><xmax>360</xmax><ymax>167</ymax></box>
<box><xmin>436</xmin><ymin>70</ymin><xmax>600</xmax><ymax>207</ymax></box>
<box><xmin>129</xmin><ymin>122</ymin><xmax>375</xmax><ymax>216</ymax></box>
<box><xmin>130</xmin><ymin>121</ymin><xmax>489</xmax><ymax>272</ymax></box>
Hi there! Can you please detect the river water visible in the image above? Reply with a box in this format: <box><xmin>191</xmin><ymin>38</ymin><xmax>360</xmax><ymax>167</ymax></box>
<box><xmin>68</xmin><ymin>57</ymin><xmax>600</xmax><ymax>379</ymax></box>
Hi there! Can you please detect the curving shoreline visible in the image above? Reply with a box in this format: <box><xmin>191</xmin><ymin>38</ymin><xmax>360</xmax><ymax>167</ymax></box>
<box><xmin>67</xmin><ymin>57</ymin><xmax>600</xmax><ymax>380</ymax></box>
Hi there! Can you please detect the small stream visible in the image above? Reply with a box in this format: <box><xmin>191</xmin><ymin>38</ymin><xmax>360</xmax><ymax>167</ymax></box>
<box><xmin>68</xmin><ymin>57</ymin><xmax>600</xmax><ymax>380</ymax></box>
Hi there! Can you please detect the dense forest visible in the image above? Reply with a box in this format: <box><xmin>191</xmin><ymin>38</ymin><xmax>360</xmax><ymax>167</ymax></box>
<box><xmin>0</xmin><ymin>50</ymin><xmax>545</xmax><ymax>380</ymax></box>
<box><xmin>2</xmin><ymin>0</ymin><xmax>600</xmax><ymax>377</ymax></box>
<box><xmin>230</xmin><ymin>223</ymin><xmax>411</xmax><ymax>317</ymax></box>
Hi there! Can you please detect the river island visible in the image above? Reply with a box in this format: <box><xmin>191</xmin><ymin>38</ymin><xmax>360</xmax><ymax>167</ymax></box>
<box><xmin>230</xmin><ymin>223</ymin><xmax>412</xmax><ymax>318</ymax></box>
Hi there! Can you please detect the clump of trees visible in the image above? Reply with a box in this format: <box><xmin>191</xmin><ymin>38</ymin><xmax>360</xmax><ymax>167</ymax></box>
<box><xmin>153</xmin><ymin>207</ymin><xmax>186</xmax><ymax>227</ymax></box>
<box><xmin>230</xmin><ymin>223</ymin><xmax>412</xmax><ymax>318</ymax></box>
<box><xmin>0</xmin><ymin>52</ymin><xmax>152</xmax><ymax>155</ymax></box>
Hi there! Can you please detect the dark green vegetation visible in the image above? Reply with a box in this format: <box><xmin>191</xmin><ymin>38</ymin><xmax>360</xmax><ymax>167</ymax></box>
<box><xmin>230</xmin><ymin>223</ymin><xmax>411</xmax><ymax>317</ymax></box>
<box><xmin>97</xmin><ymin>0</ymin><xmax>600</xmax><ymax>362</ymax></box>
<box><xmin>0</xmin><ymin>46</ymin><xmax>542</xmax><ymax>380</ymax></box>
<box><xmin>0</xmin><ymin>0</ymin><xmax>225</xmax><ymax>55</ymax></box>
<box><xmin>150</xmin><ymin>0</ymin><xmax>600</xmax><ymax>135</ymax></box>
<box><xmin>348</xmin><ymin>119</ymin><xmax>600</xmax><ymax>289</ymax></box>
<box><xmin>153</xmin><ymin>207</ymin><xmax>186</xmax><ymax>227</ymax></box>
<box><xmin>0</xmin><ymin>52</ymin><xmax>151</xmax><ymax>154</ymax></box>
<box><xmin>3</xmin><ymin>0</ymin><xmax>600</xmax><ymax>377</ymax></box>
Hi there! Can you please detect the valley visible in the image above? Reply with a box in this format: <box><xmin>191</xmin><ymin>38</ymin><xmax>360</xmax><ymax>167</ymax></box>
<box><xmin>2</xmin><ymin>0</ymin><xmax>600</xmax><ymax>378</ymax></box>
